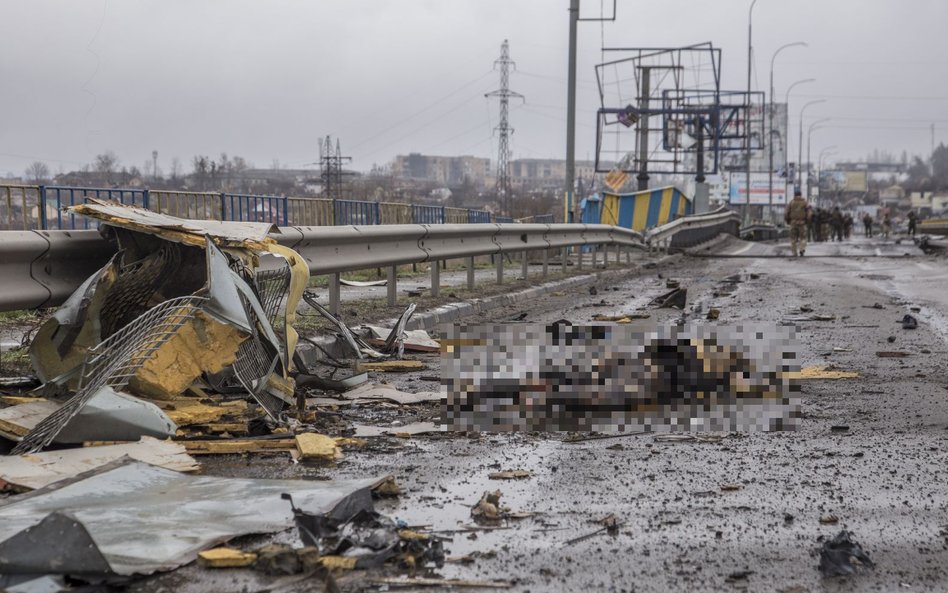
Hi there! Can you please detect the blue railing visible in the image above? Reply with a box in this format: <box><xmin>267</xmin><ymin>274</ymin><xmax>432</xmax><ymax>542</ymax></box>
<box><xmin>45</xmin><ymin>186</ymin><xmax>147</xmax><ymax>230</ymax></box>
<box><xmin>334</xmin><ymin>199</ymin><xmax>380</xmax><ymax>225</ymax></box>
<box><xmin>469</xmin><ymin>210</ymin><xmax>492</xmax><ymax>224</ymax></box>
<box><xmin>0</xmin><ymin>183</ymin><xmax>545</xmax><ymax>230</ymax></box>
<box><xmin>223</xmin><ymin>193</ymin><xmax>288</xmax><ymax>226</ymax></box>
<box><xmin>412</xmin><ymin>204</ymin><xmax>445</xmax><ymax>225</ymax></box>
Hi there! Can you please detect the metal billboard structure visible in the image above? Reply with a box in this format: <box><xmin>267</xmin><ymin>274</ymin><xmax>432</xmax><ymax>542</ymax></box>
<box><xmin>592</xmin><ymin>42</ymin><xmax>762</xmax><ymax>195</ymax></box>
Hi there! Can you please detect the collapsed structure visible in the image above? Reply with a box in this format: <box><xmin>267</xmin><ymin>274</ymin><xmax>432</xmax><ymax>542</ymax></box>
<box><xmin>14</xmin><ymin>198</ymin><xmax>309</xmax><ymax>454</ymax></box>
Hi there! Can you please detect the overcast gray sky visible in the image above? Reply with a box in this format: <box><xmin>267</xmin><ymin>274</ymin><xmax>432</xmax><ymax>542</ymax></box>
<box><xmin>2</xmin><ymin>0</ymin><xmax>947</xmax><ymax>178</ymax></box>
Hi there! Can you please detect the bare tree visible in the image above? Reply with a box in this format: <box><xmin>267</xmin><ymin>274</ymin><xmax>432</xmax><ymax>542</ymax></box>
<box><xmin>24</xmin><ymin>161</ymin><xmax>50</xmax><ymax>183</ymax></box>
<box><xmin>170</xmin><ymin>157</ymin><xmax>182</xmax><ymax>183</ymax></box>
<box><xmin>94</xmin><ymin>151</ymin><xmax>121</xmax><ymax>183</ymax></box>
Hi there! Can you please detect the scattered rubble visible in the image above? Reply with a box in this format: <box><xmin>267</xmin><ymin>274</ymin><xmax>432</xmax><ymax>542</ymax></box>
<box><xmin>819</xmin><ymin>531</ymin><xmax>874</xmax><ymax>578</ymax></box>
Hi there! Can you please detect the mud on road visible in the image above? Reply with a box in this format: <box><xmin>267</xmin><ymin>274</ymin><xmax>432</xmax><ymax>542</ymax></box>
<box><xmin>136</xmin><ymin>243</ymin><xmax>948</xmax><ymax>593</ymax></box>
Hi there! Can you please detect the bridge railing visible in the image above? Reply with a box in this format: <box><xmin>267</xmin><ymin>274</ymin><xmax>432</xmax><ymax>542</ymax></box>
<box><xmin>0</xmin><ymin>183</ymin><xmax>520</xmax><ymax>230</ymax></box>
<box><xmin>645</xmin><ymin>207</ymin><xmax>741</xmax><ymax>252</ymax></box>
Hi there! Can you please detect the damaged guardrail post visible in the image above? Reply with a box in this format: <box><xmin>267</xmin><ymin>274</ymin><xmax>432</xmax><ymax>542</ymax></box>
<box><xmin>387</xmin><ymin>266</ymin><xmax>397</xmax><ymax>306</ymax></box>
<box><xmin>521</xmin><ymin>250</ymin><xmax>528</xmax><ymax>280</ymax></box>
<box><xmin>542</xmin><ymin>249</ymin><xmax>548</xmax><ymax>278</ymax></box>
<box><xmin>430</xmin><ymin>260</ymin><xmax>440</xmax><ymax>298</ymax></box>
<box><xmin>467</xmin><ymin>256</ymin><xmax>475</xmax><ymax>290</ymax></box>
<box><xmin>329</xmin><ymin>273</ymin><xmax>341</xmax><ymax>315</ymax></box>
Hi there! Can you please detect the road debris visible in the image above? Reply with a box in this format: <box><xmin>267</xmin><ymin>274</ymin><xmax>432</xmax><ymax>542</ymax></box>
<box><xmin>295</xmin><ymin>432</ymin><xmax>343</xmax><ymax>461</ymax></box>
<box><xmin>471</xmin><ymin>490</ymin><xmax>509</xmax><ymax>523</ymax></box>
<box><xmin>876</xmin><ymin>351</ymin><xmax>911</xmax><ymax>358</ymax></box>
<box><xmin>198</xmin><ymin>547</ymin><xmax>258</xmax><ymax>568</ymax></box>
<box><xmin>0</xmin><ymin>460</ymin><xmax>382</xmax><ymax>575</ymax></box>
<box><xmin>353</xmin><ymin>359</ymin><xmax>426</xmax><ymax>373</ymax></box>
<box><xmin>285</xmin><ymin>495</ymin><xmax>444</xmax><ymax>572</ymax></box>
<box><xmin>650</xmin><ymin>287</ymin><xmax>687</xmax><ymax>309</ymax></box>
<box><xmin>0</xmin><ymin>436</ymin><xmax>197</xmax><ymax>490</ymax></box>
<box><xmin>562</xmin><ymin>515</ymin><xmax>622</xmax><ymax>547</ymax></box>
<box><xmin>488</xmin><ymin>469</ymin><xmax>531</xmax><ymax>480</ymax></box>
<box><xmin>796</xmin><ymin>366</ymin><xmax>859</xmax><ymax>380</ymax></box>
<box><xmin>901</xmin><ymin>314</ymin><xmax>918</xmax><ymax>330</ymax></box>
<box><xmin>368</xmin><ymin>577</ymin><xmax>511</xmax><ymax>589</ymax></box>
<box><xmin>325</xmin><ymin>382</ymin><xmax>442</xmax><ymax>404</ymax></box>
<box><xmin>706</xmin><ymin>307</ymin><xmax>721</xmax><ymax>320</ymax></box>
<box><xmin>819</xmin><ymin>531</ymin><xmax>874</xmax><ymax>578</ymax></box>
<box><xmin>12</xmin><ymin>201</ymin><xmax>309</xmax><ymax>453</ymax></box>
<box><xmin>339</xmin><ymin>278</ymin><xmax>387</xmax><ymax>287</ymax></box>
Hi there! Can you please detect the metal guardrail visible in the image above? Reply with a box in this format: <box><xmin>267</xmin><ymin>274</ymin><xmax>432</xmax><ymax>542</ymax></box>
<box><xmin>2</xmin><ymin>223</ymin><xmax>644</xmax><ymax>313</ymax></box>
<box><xmin>644</xmin><ymin>207</ymin><xmax>741</xmax><ymax>252</ymax></box>
<box><xmin>918</xmin><ymin>219</ymin><xmax>948</xmax><ymax>236</ymax></box>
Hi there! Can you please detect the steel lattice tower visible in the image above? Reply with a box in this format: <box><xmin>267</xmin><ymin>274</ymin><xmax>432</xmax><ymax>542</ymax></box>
<box><xmin>319</xmin><ymin>136</ymin><xmax>352</xmax><ymax>201</ymax></box>
<box><xmin>486</xmin><ymin>39</ymin><xmax>523</xmax><ymax>216</ymax></box>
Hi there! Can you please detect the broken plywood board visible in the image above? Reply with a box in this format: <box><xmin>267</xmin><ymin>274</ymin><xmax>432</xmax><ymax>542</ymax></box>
<box><xmin>198</xmin><ymin>547</ymin><xmax>258</xmax><ymax>568</ymax></box>
<box><xmin>795</xmin><ymin>365</ymin><xmax>859</xmax><ymax>380</ymax></box>
<box><xmin>157</xmin><ymin>399</ymin><xmax>249</xmax><ymax>426</ymax></box>
<box><xmin>0</xmin><ymin>400</ymin><xmax>60</xmax><ymax>440</ymax></box>
<box><xmin>353</xmin><ymin>360</ymin><xmax>426</xmax><ymax>373</ymax></box>
<box><xmin>337</xmin><ymin>383</ymin><xmax>443</xmax><ymax>405</ymax></box>
<box><xmin>181</xmin><ymin>437</ymin><xmax>297</xmax><ymax>455</ymax></box>
<box><xmin>295</xmin><ymin>433</ymin><xmax>343</xmax><ymax>461</ymax></box>
<box><xmin>0</xmin><ymin>437</ymin><xmax>199</xmax><ymax>490</ymax></box>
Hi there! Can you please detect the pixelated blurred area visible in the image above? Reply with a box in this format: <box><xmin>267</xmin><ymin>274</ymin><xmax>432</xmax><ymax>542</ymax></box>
<box><xmin>442</xmin><ymin>322</ymin><xmax>799</xmax><ymax>432</ymax></box>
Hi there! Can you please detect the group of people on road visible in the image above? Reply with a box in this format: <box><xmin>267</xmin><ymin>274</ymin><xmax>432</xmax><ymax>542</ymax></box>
<box><xmin>785</xmin><ymin>192</ymin><xmax>921</xmax><ymax>256</ymax></box>
<box><xmin>806</xmin><ymin>206</ymin><xmax>853</xmax><ymax>243</ymax></box>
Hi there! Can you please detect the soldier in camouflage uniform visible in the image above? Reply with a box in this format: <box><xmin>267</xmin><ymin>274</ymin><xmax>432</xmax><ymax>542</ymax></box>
<box><xmin>785</xmin><ymin>190</ymin><xmax>810</xmax><ymax>256</ymax></box>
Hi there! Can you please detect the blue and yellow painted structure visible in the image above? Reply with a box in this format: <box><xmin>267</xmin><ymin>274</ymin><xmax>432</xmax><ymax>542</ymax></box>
<box><xmin>584</xmin><ymin>186</ymin><xmax>692</xmax><ymax>232</ymax></box>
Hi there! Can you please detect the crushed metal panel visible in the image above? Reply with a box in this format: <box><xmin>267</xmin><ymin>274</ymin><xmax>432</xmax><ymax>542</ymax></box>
<box><xmin>0</xmin><ymin>512</ymin><xmax>112</xmax><ymax>575</ymax></box>
<box><xmin>0</xmin><ymin>460</ymin><xmax>382</xmax><ymax>576</ymax></box>
<box><xmin>13</xmin><ymin>296</ymin><xmax>206</xmax><ymax>454</ymax></box>
<box><xmin>202</xmin><ymin>237</ymin><xmax>253</xmax><ymax>333</ymax></box>
<box><xmin>55</xmin><ymin>386</ymin><xmax>177</xmax><ymax>444</ymax></box>
<box><xmin>68</xmin><ymin>198</ymin><xmax>277</xmax><ymax>247</ymax></box>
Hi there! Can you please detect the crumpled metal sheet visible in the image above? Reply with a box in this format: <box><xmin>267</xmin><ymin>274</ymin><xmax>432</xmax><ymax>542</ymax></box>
<box><xmin>68</xmin><ymin>198</ymin><xmax>277</xmax><ymax>246</ymax></box>
<box><xmin>0</xmin><ymin>460</ymin><xmax>381</xmax><ymax>576</ymax></box>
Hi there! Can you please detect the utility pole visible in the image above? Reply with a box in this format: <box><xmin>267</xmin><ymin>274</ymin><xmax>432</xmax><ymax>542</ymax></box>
<box><xmin>744</xmin><ymin>0</ymin><xmax>759</xmax><ymax>223</ymax></box>
<box><xmin>636</xmin><ymin>68</ymin><xmax>652</xmax><ymax>191</ymax></box>
<box><xmin>319</xmin><ymin>136</ymin><xmax>352</xmax><ymax>202</ymax></box>
<box><xmin>564</xmin><ymin>0</ymin><xmax>616</xmax><ymax>223</ymax></box>
<box><xmin>486</xmin><ymin>39</ymin><xmax>523</xmax><ymax>216</ymax></box>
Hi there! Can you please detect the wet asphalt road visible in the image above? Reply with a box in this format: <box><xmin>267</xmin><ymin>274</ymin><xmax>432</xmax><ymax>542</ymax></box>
<box><xmin>141</xmin><ymin>234</ymin><xmax>948</xmax><ymax>593</ymax></box>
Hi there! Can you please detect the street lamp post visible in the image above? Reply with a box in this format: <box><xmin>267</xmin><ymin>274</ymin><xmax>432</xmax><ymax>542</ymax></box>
<box><xmin>768</xmin><ymin>41</ymin><xmax>807</xmax><ymax>222</ymax></box>
<box><xmin>817</xmin><ymin>145</ymin><xmax>837</xmax><ymax>208</ymax></box>
<box><xmin>798</xmin><ymin>99</ymin><xmax>826</xmax><ymax>189</ymax></box>
<box><xmin>744</xmin><ymin>0</ymin><xmax>759</xmax><ymax>223</ymax></box>
<box><xmin>783</xmin><ymin>78</ymin><xmax>814</xmax><ymax>188</ymax></box>
<box><xmin>806</xmin><ymin>117</ymin><xmax>831</xmax><ymax>201</ymax></box>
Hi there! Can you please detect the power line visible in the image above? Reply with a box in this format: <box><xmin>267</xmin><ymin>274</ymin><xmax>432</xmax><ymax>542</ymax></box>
<box><xmin>346</xmin><ymin>70</ymin><xmax>495</xmax><ymax>152</ymax></box>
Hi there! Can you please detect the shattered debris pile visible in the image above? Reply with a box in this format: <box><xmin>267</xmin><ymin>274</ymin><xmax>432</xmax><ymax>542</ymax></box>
<box><xmin>0</xmin><ymin>201</ymin><xmax>456</xmax><ymax>589</ymax></box>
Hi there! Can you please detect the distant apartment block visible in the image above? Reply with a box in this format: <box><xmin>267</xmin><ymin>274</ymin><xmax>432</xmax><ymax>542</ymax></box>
<box><xmin>509</xmin><ymin>158</ymin><xmax>598</xmax><ymax>189</ymax></box>
<box><xmin>392</xmin><ymin>154</ymin><xmax>491</xmax><ymax>186</ymax></box>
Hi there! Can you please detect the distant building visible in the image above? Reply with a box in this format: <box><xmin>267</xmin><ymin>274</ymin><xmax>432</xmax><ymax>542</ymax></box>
<box><xmin>509</xmin><ymin>158</ymin><xmax>598</xmax><ymax>189</ymax></box>
<box><xmin>391</xmin><ymin>154</ymin><xmax>490</xmax><ymax>186</ymax></box>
